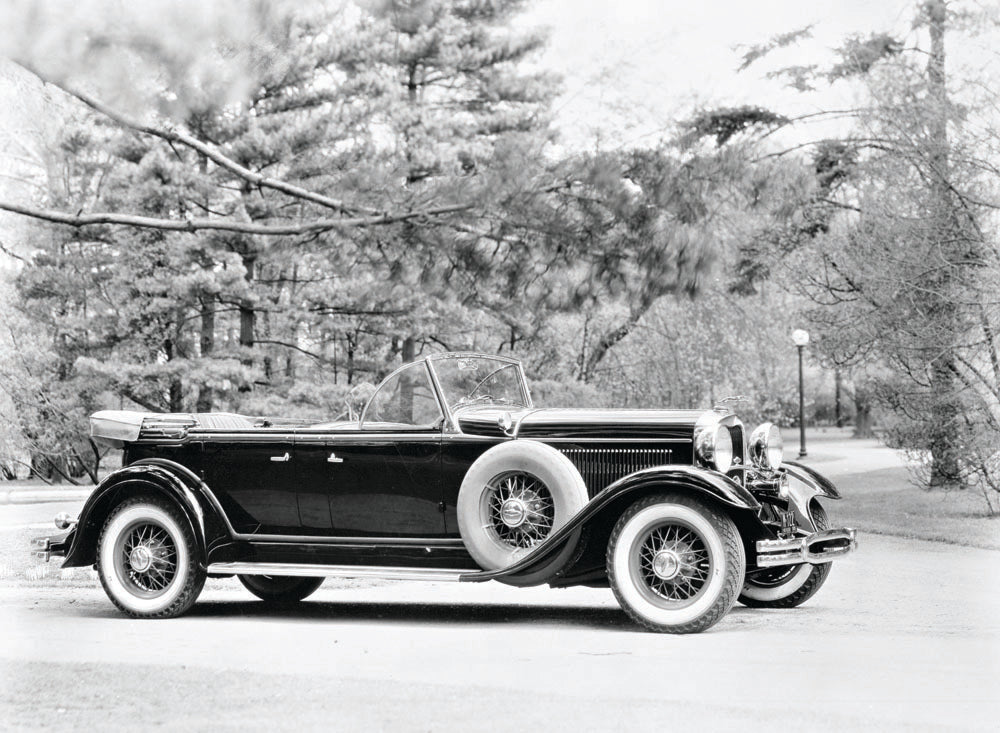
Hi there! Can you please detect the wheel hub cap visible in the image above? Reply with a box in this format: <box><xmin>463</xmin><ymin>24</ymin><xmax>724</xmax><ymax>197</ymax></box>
<box><xmin>128</xmin><ymin>545</ymin><xmax>153</xmax><ymax>573</ymax></box>
<box><xmin>651</xmin><ymin>550</ymin><xmax>681</xmax><ymax>580</ymax></box>
<box><xmin>499</xmin><ymin>499</ymin><xmax>528</xmax><ymax>528</ymax></box>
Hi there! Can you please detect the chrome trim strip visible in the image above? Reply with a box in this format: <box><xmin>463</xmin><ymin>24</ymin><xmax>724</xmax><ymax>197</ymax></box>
<box><xmin>442</xmin><ymin>434</ymin><xmax>505</xmax><ymax>443</ymax></box>
<box><xmin>536</xmin><ymin>437</ymin><xmax>692</xmax><ymax>444</ymax></box>
<box><xmin>425</xmin><ymin>356</ymin><xmax>461</xmax><ymax>433</ymax></box>
<box><xmin>248</xmin><ymin>535</ymin><xmax>465</xmax><ymax>546</ymax></box>
<box><xmin>425</xmin><ymin>352</ymin><xmax>523</xmax><ymax>365</ymax></box>
<box><xmin>208</xmin><ymin>562</ymin><xmax>469</xmax><ymax>582</ymax></box>
<box><xmin>187</xmin><ymin>432</ymin><xmax>443</xmax><ymax>442</ymax></box>
<box><xmin>511</xmin><ymin>408</ymin><xmax>542</xmax><ymax>439</ymax></box>
<box><xmin>183</xmin><ymin>433</ymin><xmax>694</xmax><ymax>444</ymax></box>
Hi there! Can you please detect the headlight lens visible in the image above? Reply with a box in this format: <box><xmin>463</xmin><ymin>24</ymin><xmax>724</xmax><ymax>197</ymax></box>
<box><xmin>749</xmin><ymin>422</ymin><xmax>783</xmax><ymax>470</ymax></box>
<box><xmin>696</xmin><ymin>423</ymin><xmax>734</xmax><ymax>473</ymax></box>
<box><xmin>713</xmin><ymin>426</ymin><xmax>734</xmax><ymax>473</ymax></box>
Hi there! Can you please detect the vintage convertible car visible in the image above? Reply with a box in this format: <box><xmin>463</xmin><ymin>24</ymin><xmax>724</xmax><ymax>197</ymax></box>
<box><xmin>32</xmin><ymin>352</ymin><xmax>856</xmax><ymax>633</ymax></box>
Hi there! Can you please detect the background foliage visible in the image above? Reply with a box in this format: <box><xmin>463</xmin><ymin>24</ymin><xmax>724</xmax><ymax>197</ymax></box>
<box><xmin>0</xmin><ymin>0</ymin><xmax>997</xmax><ymax>512</ymax></box>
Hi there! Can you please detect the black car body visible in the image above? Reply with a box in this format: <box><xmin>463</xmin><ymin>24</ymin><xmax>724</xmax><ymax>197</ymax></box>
<box><xmin>33</xmin><ymin>352</ymin><xmax>856</xmax><ymax>633</ymax></box>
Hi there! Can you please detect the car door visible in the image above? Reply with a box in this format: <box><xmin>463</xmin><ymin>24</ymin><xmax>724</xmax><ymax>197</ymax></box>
<box><xmin>199</xmin><ymin>430</ymin><xmax>300</xmax><ymax>535</ymax></box>
<box><xmin>295</xmin><ymin>429</ymin><xmax>443</xmax><ymax>538</ymax></box>
<box><xmin>293</xmin><ymin>361</ymin><xmax>446</xmax><ymax>538</ymax></box>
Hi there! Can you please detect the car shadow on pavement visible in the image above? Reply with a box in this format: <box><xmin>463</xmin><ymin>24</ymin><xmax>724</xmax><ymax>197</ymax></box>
<box><xmin>186</xmin><ymin>598</ymin><xmax>639</xmax><ymax>631</ymax></box>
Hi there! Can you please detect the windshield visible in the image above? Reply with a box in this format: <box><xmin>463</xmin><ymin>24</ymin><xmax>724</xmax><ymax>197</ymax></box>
<box><xmin>430</xmin><ymin>356</ymin><xmax>530</xmax><ymax>410</ymax></box>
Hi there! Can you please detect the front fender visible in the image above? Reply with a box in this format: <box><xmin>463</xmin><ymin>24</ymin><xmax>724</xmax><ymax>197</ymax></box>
<box><xmin>61</xmin><ymin>464</ymin><xmax>207</xmax><ymax>569</ymax></box>
<box><xmin>464</xmin><ymin>465</ymin><xmax>763</xmax><ymax>583</ymax></box>
<box><xmin>781</xmin><ymin>461</ymin><xmax>842</xmax><ymax>532</ymax></box>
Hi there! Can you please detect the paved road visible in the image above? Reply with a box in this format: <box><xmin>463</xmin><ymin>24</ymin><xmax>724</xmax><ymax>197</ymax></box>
<box><xmin>2</xmin><ymin>443</ymin><xmax>997</xmax><ymax>731</ymax></box>
<box><xmin>1</xmin><ymin>501</ymin><xmax>86</xmax><ymax>531</ymax></box>
<box><xmin>2</xmin><ymin>532</ymin><xmax>998</xmax><ymax>731</ymax></box>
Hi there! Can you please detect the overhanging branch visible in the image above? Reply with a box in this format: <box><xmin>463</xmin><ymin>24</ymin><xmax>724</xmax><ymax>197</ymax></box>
<box><xmin>0</xmin><ymin>199</ymin><xmax>470</xmax><ymax>237</ymax></box>
<box><xmin>18</xmin><ymin>61</ymin><xmax>380</xmax><ymax>218</ymax></box>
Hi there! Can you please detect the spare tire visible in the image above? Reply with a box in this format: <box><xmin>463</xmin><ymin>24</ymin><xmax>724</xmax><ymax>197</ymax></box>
<box><xmin>457</xmin><ymin>440</ymin><xmax>588</xmax><ymax>586</ymax></box>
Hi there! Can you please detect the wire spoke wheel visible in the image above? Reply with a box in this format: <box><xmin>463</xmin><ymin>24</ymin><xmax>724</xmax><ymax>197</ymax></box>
<box><xmin>608</xmin><ymin>494</ymin><xmax>745</xmax><ymax>634</ymax></box>
<box><xmin>97</xmin><ymin>496</ymin><xmax>205</xmax><ymax>618</ymax></box>
<box><xmin>482</xmin><ymin>471</ymin><xmax>555</xmax><ymax>550</ymax></box>
<box><xmin>631</xmin><ymin>521</ymin><xmax>712</xmax><ymax>608</ymax></box>
<box><xmin>113</xmin><ymin>520</ymin><xmax>178</xmax><ymax>599</ymax></box>
<box><xmin>745</xmin><ymin>565</ymin><xmax>800</xmax><ymax>587</ymax></box>
<box><xmin>458</xmin><ymin>441</ymin><xmax>588</xmax><ymax>586</ymax></box>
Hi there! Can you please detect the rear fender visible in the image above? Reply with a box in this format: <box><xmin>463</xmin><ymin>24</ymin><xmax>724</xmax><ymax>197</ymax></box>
<box><xmin>61</xmin><ymin>464</ymin><xmax>207</xmax><ymax>569</ymax></box>
<box><xmin>466</xmin><ymin>466</ymin><xmax>766</xmax><ymax>583</ymax></box>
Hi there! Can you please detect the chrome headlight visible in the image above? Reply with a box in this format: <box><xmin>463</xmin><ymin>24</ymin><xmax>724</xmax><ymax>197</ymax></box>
<box><xmin>696</xmin><ymin>424</ymin><xmax>734</xmax><ymax>473</ymax></box>
<box><xmin>749</xmin><ymin>422</ymin><xmax>783</xmax><ymax>470</ymax></box>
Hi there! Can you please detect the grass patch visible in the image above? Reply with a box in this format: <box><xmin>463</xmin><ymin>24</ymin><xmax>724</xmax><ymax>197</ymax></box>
<box><xmin>830</xmin><ymin>467</ymin><xmax>1000</xmax><ymax>550</ymax></box>
<box><xmin>0</xmin><ymin>526</ymin><xmax>97</xmax><ymax>588</ymax></box>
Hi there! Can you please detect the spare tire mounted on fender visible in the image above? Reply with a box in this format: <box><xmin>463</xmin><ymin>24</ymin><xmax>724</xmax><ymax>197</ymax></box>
<box><xmin>457</xmin><ymin>440</ymin><xmax>588</xmax><ymax>586</ymax></box>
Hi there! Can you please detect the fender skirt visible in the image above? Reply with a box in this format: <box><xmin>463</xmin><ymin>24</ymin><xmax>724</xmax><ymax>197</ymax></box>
<box><xmin>461</xmin><ymin>465</ymin><xmax>762</xmax><ymax>583</ymax></box>
<box><xmin>60</xmin><ymin>462</ymin><xmax>207</xmax><ymax>569</ymax></box>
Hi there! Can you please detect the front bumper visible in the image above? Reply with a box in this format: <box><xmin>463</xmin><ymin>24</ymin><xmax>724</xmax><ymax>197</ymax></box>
<box><xmin>755</xmin><ymin>528</ymin><xmax>857</xmax><ymax>568</ymax></box>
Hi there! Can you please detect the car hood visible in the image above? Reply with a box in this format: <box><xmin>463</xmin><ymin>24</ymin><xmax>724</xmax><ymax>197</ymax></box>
<box><xmin>456</xmin><ymin>406</ymin><xmax>715</xmax><ymax>441</ymax></box>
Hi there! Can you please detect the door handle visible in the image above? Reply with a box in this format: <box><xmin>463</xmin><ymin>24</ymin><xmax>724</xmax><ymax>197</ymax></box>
<box><xmin>327</xmin><ymin>452</ymin><xmax>344</xmax><ymax>464</ymax></box>
<box><xmin>270</xmin><ymin>452</ymin><xmax>290</xmax><ymax>462</ymax></box>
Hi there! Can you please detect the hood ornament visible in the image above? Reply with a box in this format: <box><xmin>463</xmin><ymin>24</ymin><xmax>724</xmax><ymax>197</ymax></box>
<box><xmin>713</xmin><ymin>395</ymin><xmax>748</xmax><ymax>412</ymax></box>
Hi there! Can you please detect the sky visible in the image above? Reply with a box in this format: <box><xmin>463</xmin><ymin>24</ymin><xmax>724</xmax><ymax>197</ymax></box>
<box><xmin>518</xmin><ymin>0</ymin><xmax>922</xmax><ymax>149</ymax></box>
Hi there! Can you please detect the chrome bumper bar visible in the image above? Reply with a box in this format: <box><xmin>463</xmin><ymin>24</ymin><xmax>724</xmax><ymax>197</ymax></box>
<box><xmin>30</xmin><ymin>531</ymin><xmax>73</xmax><ymax>563</ymax></box>
<box><xmin>31</xmin><ymin>536</ymin><xmax>53</xmax><ymax>562</ymax></box>
<box><xmin>755</xmin><ymin>528</ymin><xmax>857</xmax><ymax>568</ymax></box>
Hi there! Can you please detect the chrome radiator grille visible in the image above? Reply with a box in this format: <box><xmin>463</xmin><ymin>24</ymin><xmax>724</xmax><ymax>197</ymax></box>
<box><xmin>560</xmin><ymin>448</ymin><xmax>673</xmax><ymax>495</ymax></box>
<box><xmin>728</xmin><ymin>423</ymin><xmax>745</xmax><ymax>468</ymax></box>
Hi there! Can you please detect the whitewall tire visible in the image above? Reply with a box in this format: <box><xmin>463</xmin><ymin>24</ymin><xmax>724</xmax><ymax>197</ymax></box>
<box><xmin>97</xmin><ymin>496</ymin><xmax>205</xmax><ymax>618</ymax></box>
<box><xmin>239</xmin><ymin>575</ymin><xmax>324</xmax><ymax>603</ymax></box>
<box><xmin>607</xmin><ymin>493</ymin><xmax>745</xmax><ymax>634</ymax></box>
<box><xmin>457</xmin><ymin>440</ymin><xmax>588</xmax><ymax>585</ymax></box>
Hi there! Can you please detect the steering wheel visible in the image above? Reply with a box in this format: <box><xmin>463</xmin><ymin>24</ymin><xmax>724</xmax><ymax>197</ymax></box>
<box><xmin>450</xmin><ymin>394</ymin><xmax>496</xmax><ymax>411</ymax></box>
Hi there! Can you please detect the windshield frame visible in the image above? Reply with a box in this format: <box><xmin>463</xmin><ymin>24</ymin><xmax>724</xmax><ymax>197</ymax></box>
<box><xmin>359</xmin><ymin>353</ymin><xmax>533</xmax><ymax>434</ymax></box>
<box><xmin>426</xmin><ymin>353</ymin><xmax>533</xmax><ymax>432</ymax></box>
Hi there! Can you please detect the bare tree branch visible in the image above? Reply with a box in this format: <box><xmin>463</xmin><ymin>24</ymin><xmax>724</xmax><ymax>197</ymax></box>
<box><xmin>0</xmin><ymin>199</ymin><xmax>470</xmax><ymax>237</ymax></box>
<box><xmin>17</xmin><ymin>62</ymin><xmax>382</xmax><ymax>217</ymax></box>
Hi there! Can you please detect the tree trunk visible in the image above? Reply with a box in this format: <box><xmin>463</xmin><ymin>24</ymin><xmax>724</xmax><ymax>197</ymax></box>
<box><xmin>196</xmin><ymin>297</ymin><xmax>216</xmax><ymax>412</ymax></box>
<box><xmin>834</xmin><ymin>368</ymin><xmax>843</xmax><ymax>428</ymax></box>
<box><xmin>239</xmin><ymin>251</ymin><xmax>257</xmax><ymax>387</ymax></box>
<box><xmin>164</xmin><ymin>336</ymin><xmax>184</xmax><ymax>413</ymax></box>
<box><xmin>853</xmin><ymin>402</ymin><xmax>875</xmax><ymax>439</ymax></box>
<box><xmin>583</xmin><ymin>316</ymin><xmax>638</xmax><ymax>383</ymax></box>
<box><xmin>925</xmin><ymin>0</ymin><xmax>961</xmax><ymax>486</ymax></box>
<box><xmin>88</xmin><ymin>439</ymin><xmax>102</xmax><ymax>484</ymax></box>
<box><xmin>346</xmin><ymin>331</ymin><xmax>356</xmax><ymax>385</ymax></box>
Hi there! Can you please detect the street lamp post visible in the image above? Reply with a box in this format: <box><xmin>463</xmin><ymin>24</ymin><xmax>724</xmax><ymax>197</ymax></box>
<box><xmin>792</xmin><ymin>329</ymin><xmax>810</xmax><ymax>458</ymax></box>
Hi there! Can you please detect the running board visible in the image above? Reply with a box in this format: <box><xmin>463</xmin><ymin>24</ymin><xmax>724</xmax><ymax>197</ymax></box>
<box><xmin>207</xmin><ymin>562</ymin><xmax>473</xmax><ymax>582</ymax></box>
